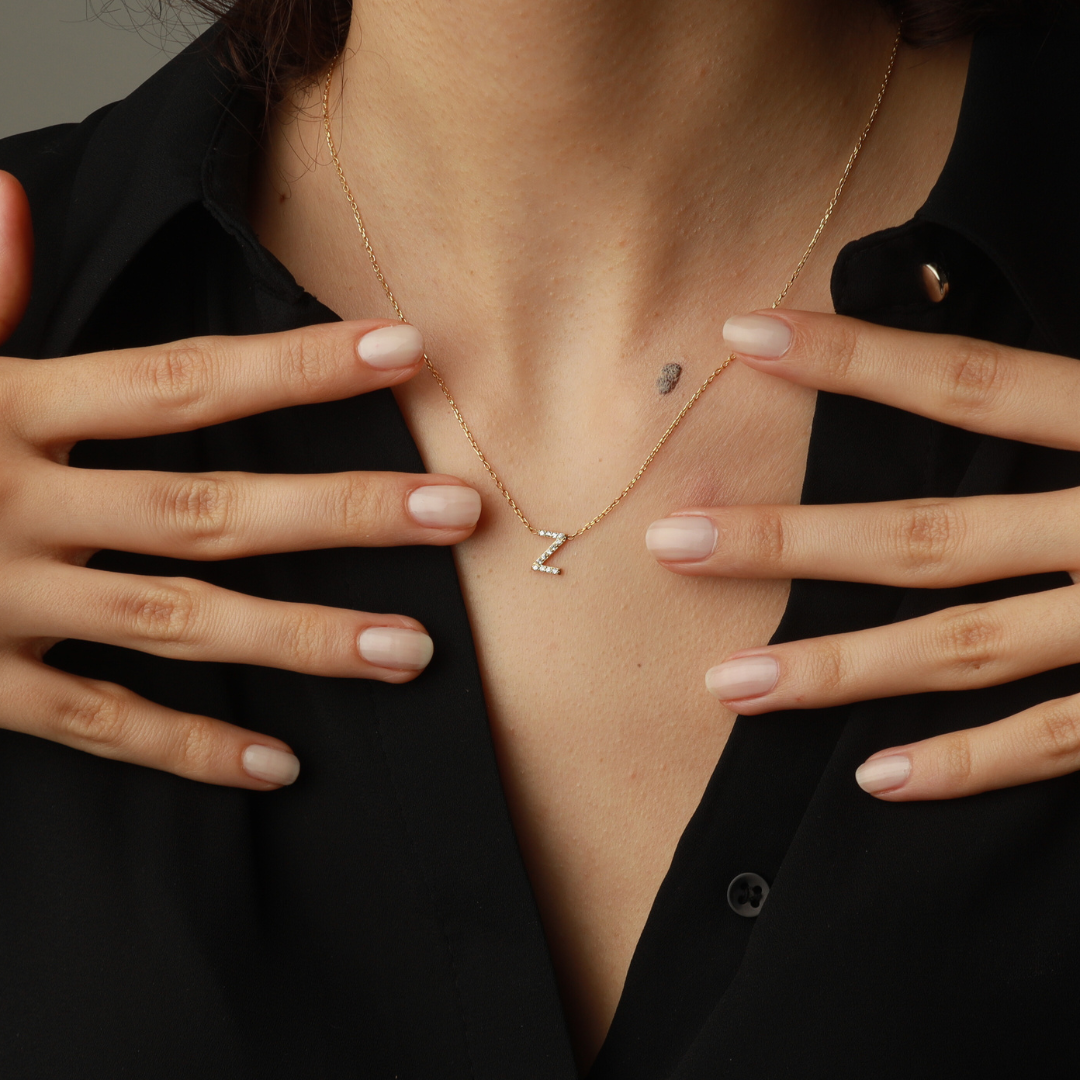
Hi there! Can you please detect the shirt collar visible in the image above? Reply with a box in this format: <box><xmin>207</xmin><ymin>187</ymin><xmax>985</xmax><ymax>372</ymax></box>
<box><xmin>916</xmin><ymin>17</ymin><xmax>1080</xmax><ymax>355</ymax></box>
<box><xmin>31</xmin><ymin>27</ymin><xmax>240</xmax><ymax>355</ymax></box>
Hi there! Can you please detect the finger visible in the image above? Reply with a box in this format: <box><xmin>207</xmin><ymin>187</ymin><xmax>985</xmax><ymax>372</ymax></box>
<box><xmin>722</xmin><ymin>309</ymin><xmax>1080</xmax><ymax>452</ymax></box>
<box><xmin>646</xmin><ymin>488</ymin><xmax>1080</xmax><ymax>587</ymax></box>
<box><xmin>703</xmin><ymin>585</ymin><xmax>1080</xmax><ymax>714</ymax></box>
<box><xmin>12</xmin><ymin>566</ymin><xmax>435</xmax><ymax>683</ymax></box>
<box><xmin>0</xmin><ymin>654</ymin><xmax>300</xmax><ymax>789</ymax></box>
<box><xmin>6</xmin><ymin>320</ymin><xmax>426</xmax><ymax>446</ymax></box>
<box><xmin>0</xmin><ymin>171</ymin><xmax>33</xmax><ymax>344</ymax></box>
<box><xmin>851</xmin><ymin>693</ymin><xmax>1080</xmax><ymax>801</ymax></box>
<box><xmin>19</xmin><ymin>464</ymin><xmax>482</xmax><ymax>557</ymax></box>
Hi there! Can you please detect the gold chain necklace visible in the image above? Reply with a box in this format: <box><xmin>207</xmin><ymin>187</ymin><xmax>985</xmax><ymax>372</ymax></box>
<box><xmin>322</xmin><ymin>30</ymin><xmax>899</xmax><ymax>575</ymax></box>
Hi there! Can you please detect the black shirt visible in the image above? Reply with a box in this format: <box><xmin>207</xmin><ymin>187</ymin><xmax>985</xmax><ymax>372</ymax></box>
<box><xmin>2</xmin><ymin>15</ymin><xmax>1080</xmax><ymax>1080</ymax></box>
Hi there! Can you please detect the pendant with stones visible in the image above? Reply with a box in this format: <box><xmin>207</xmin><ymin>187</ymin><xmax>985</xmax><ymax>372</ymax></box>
<box><xmin>532</xmin><ymin>530</ymin><xmax>568</xmax><ymax>575</ymax></box>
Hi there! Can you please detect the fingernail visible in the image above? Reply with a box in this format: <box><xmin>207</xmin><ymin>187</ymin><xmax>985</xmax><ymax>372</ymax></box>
<box><xmin>705</xmin><ymin>655</ymin><xmax>779</xmax><ymax>700</ymax></box>
<box><xmin>242</xmin><ymin>744</ymin><xmax>301</xmax><ymax>786</ymax></box>
<box><xmin>357</xmin><ymin>324</ymin><xmax>424</xmax><ymax>369</ymax></box>
<box><xmin>855</xmin><ymin>753</ymin><xmax>912</xmax><ymax>795</ymax></box>
<box><xmin>407</xmin><ymin>485</ymin><xmax>482</xmax><ymax>528</ymax></box>
<box><xmin>645</xmin><ymin>516</ymin><xmax>717</xmax><ymax>562</ymax></box>
<box><xmin>358</xmin><ymin>626</ymin><xmax>434</xmax><ymax>671</ymax></box>
<box><xmin>723</xmin><ymin>314</ymin><xmax>793</xmax><ymax>359</ymax></box>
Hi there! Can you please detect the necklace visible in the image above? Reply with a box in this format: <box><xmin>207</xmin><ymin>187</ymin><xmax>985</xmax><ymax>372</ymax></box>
<box><xmin>322</xmin><ymin>30</ymin><xmax>900</xmax><ymax>576</ymax></box>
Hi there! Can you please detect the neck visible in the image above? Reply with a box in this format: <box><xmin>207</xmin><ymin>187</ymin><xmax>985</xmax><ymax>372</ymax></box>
<box><xmin>339</xmin><ymin>0</ymin><xmax>889</xmax><ymax>174</ymax></box>
<box><xmin>285</xmin><ymin>0</ymin><xmax>897</xmax><ymax>338</ymax></box>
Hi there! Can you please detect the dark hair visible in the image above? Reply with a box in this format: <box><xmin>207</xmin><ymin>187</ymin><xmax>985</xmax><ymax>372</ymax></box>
<box><xmin>174</xmin><ymin>0</ymin><xmax>1068</xmax><ymax>102</ymax></box>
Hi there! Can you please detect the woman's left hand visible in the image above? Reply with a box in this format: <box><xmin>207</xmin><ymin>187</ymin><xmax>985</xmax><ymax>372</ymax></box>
<box><xmin>647</xmin><ymin>309</ymin><xmax>1080</xmax><ymax>802</ymax></box>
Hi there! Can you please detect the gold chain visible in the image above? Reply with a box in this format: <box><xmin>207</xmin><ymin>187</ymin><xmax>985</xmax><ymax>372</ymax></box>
<box><xmin>322</xmin><ymin>30</ymin><xmax>899</xmax><ymax>542</ymax></box>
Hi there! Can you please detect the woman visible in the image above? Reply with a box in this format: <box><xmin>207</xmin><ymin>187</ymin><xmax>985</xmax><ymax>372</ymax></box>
<box><xmin>1</xmin><ymin>0</ymin><xmax>1078</xmax><ymax>1074</ymax></box>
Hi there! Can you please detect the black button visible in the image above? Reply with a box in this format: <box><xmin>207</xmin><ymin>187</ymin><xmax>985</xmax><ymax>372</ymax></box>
<box><xmin>726</xmin><ymin>872</ymin><xmax>770</xmax><ymax>918</ymax></box>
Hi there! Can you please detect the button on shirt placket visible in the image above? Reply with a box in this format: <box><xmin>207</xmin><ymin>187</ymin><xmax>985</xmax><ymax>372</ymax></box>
<box><xmin>726</xmin><ymin>873</ymin><xmax>771</xmax><ymax>918</ymax></box>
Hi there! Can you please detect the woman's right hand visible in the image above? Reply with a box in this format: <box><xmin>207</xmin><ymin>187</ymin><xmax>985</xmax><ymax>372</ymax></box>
<box><xmin>0</xmin><ymin>171</ymin><xmax>480</xmax><ymax>790</ymax></box>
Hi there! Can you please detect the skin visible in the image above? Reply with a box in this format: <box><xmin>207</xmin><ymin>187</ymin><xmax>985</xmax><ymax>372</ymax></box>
<box><xmin>248</xmin><ymin>0</ymin><xmax>971</xmax><ymax>1063</ymax></box>
<box><xmin>663</xmin><ymin>310</ymin><xmax>1080</xmax><ymax>802</ymax></box>
<box><xmin>0</xmin><ymin>170</ymin><xmax>481</xmax><ymax>787</ymax></box>
<box><xmin>3</xmin><ymin>0</ymin><xmax>1074</xmax><ymax>1068</ymax></box>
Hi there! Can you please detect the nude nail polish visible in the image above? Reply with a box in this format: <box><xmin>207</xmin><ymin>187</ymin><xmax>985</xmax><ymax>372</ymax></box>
<box><xmin>357</xmin><ymin>324</ymin><xmax>424</xmax><ymax>369</ymax></box>
<box><xmin>358</xmin><ymin>627</ymin><xmax>434</xmax><ymax>671</ymax></box>
<box><xmin>242</xmin><ymin>744</ymin><xmax>301</xmax><ymax>786</ymax></box>
<box><xmin>722</xmin><ymin>314</ymin><xmax>793</xmax><ymax>358</ymax></box>
<box><xmin>855</xmin><ymin>754</ymin><xmax>912</xmax><ymax>794</ymax></box>
<box><xmin>407</xmin><ymin>485</ymin><xmax>482</xmax><ymax>528</ymax></box>
<box><xmin>645</xmin><ymin>516</ymin><xmax>717</xmax><ymax>562</ymax></box>
<box><xmin>705</xmin><ymin>655</ymin><xmax>779</xmax><ymax>700</ymax></box>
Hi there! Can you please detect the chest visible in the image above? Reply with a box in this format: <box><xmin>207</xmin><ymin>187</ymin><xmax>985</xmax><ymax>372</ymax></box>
<box><xmin>244</xmin><ymin>51</ymin><xmax>969</xmax><ymax>1050</ymax></box>
<box><xmin>391</xmin><ymin>346</ymin><xmax>817</xmax><ymax>1053</ymax></box>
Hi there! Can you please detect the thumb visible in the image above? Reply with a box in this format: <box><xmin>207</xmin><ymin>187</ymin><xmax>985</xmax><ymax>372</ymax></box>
<box><xmin>0</xmin><ymin>171</ymin><xmax>33</xmax><ymax>346</ymax></box>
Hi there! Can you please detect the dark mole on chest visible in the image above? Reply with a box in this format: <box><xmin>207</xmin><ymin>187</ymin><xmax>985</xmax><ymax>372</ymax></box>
<box><xmin>657</xmin><ymin>363</ymin><xmax>682</xmax><ymax>394</ymax></box>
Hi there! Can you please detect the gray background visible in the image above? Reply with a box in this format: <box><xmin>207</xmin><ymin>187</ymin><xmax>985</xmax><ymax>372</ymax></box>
<box><xmin>0</xmin><ymin>2</ymin><xmax>210</xmax><ymax>141</ymax></box>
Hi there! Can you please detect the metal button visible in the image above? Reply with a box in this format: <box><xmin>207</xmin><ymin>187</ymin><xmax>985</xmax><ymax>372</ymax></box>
<box><xmin>726</xmin><ymin>872</ymin><xmax>770</xmax><ymax>918</ymax></box>
<box><xmin>921</xmin><ymin>262</ymin><xmax>949</xmax><ymax>302</ymax></box>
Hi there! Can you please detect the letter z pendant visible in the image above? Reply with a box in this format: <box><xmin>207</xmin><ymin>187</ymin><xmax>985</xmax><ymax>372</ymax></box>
<box><xmin>532</xmin><ymin>531</ymin><xmax>568</xmax><ymax>575</ymax></box>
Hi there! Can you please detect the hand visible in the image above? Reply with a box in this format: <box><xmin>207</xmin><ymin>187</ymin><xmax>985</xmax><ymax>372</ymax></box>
<box><xmin>647</xmin><ymin>307</ymin><xmax>1080</xmax><ymax>802</ymax></box>
<box><xmin>0</xmin><ymin>172</ymin><xmax>481</xmax><ymax>790</ymax></box>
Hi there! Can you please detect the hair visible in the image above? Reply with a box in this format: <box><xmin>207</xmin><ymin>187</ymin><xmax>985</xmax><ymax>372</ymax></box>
<box><xmin>170</xmin><ymin>0</ymin><xmax>1069</xmax><ymax>103</ymax></box>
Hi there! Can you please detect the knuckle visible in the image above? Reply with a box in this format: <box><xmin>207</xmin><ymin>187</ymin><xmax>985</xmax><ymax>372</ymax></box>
<box><xmin>926</xmin><ymin>605</ymin><xmax>1002</xmax><ymax>676</ymax></box>
<box><xmin>820</xmin><ymin>319</ymin><xmax>863</xmax><ymax>383</ymax></box>
<box><xmin>0</xmin><ymin>469</ymin><xmax>24</xmax><ymax>518</ymax></box>
<box><xmin>892</xmin><ymin>502</ymin><xmax>963</xmax><ymax>574</ymax></box>
<box><xmin>116</xmin><ymin>579</ymin><xmax>200</xmax><ymax>645</ymax></box>
<box><xmin>745</xmin><ymin>509</ymin><xmax>786</xmax><ymax>567</ymax></box>
<box><xmin>0</xmin><ymin>367</ymin><xmax>23</xmax><ymax>437</ymax></box>
<box><xmin>1025</xmin><ymin>703</ymin><xmax>1080</xmax><ymax>766</ymax></box>
<box><xmin>938</xmin><ymin>341</ymin><xmax>1009</xmax><ymax>416</ymax></box>
<box><xmin>937</xmin><ymin>730</ymin><xmax>975</xmax><ymax>789</ymax></box>
<box><xmin>276</xmin><ymin>330</ymin><xmax>336</xmax><ymax>395</ymax></box>
<box><xmin>806</xmin><ymin>637</ymin><xmax>846</xmax><ymax>695</ymax></box>
<box><xmin>332</xmin><ymin>473</ymin><xmax>395</xmax><ymax>538</ymax></box>
<box><xmin>280</xmin><ymin>608</ymin><xmax>331</xmax><ymax>669</ymax></box>
<box><xmin>164</xmin><ymin>476</ymin><xmax>233</xmax><ymax>545</ymax></box>
<box><xmin>139</xmin><ymin>339</ymin><xmax>215</xmax><ymax>411</ymax></box>
<box><xmin>59</xmin><ymin>685</ymin><xmax>128</xmax><ymax>749</ymax></box>
<box><xmin>173</xmin><ymin>715</ymin><xmax>219</xmax><ymax>774</ymax></box>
